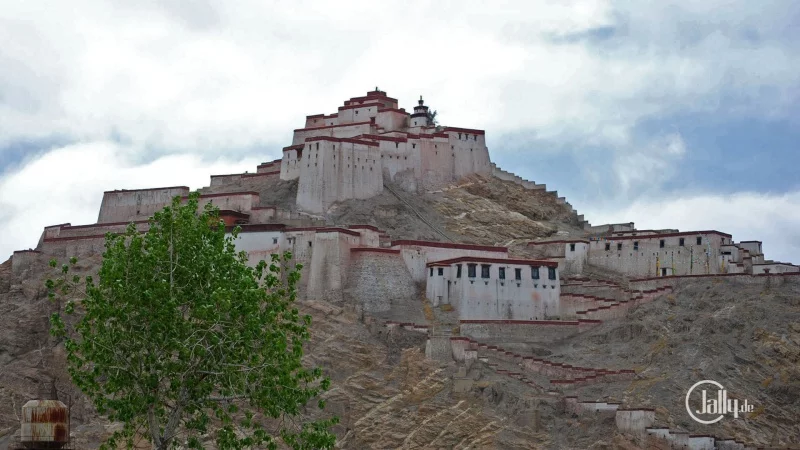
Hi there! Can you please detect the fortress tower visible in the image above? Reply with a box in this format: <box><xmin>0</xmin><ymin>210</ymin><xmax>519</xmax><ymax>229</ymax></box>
<box><xmin>280</xmin><ymin>89</ymin><xmax>492</xmax><ymax>214</ymax></box>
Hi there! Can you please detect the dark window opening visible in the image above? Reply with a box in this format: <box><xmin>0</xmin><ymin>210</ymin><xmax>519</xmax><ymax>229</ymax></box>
<box><xmin>499</xmin><ymin>267</ymin><xmax>506</xmax><ymax>279</ymax></box>
<box><xmin>633</xmin><ymin>241</ymin><xmax>639</xmax><ymax>250</ymax></box>
<box><xmin>548</xmin><ymin>267</ymin><xmax>557</xmax><ymax>280</ymax></box>
<box><xmin>395</xmin><ymin>142</ymin><xmax>399</xmax><ymax>148</ymax></box>
<box><xmin>531</xmin><ymin>266</ymin><xmax>540</xmax><ymax>279</ymax></box>
<box><xmin>660</xmin><ymin>239</ymin><xmax>665</xmax><ymax>248</ymax></box>
<box><xmin>515</xmin><ymin>268</ymin><xmax>522</xmax><ymax>280</ymax></box>
<box><xmin>412</xmin><ymin>143</ymin><xmax>416</xmax><ymax>149</ymax></box>
<box><xmin>308</xmin><ymin>241</ymin><xmax>312</xmax><ymax>247</ymax></box>
<box><xmin>429</xmin><ymin>267</ymin><xmax>433</xmax><ymax>277</ymax></box>
<box><xmin>605</xmin><ymin>243</ymin><xmax>611</xmax><ymax>251</ymax></box>
<box><xmin>679</xmin><ymin>238</ymin><xmax>685</xmax><ymax>246</ymax></box>
<box><xmin>467</xmin><ymin>264</ymin><xmax>477</xmax><ymax>278</ymax></box>
<box><xmin>437</xmin><ymin>267</ymin><xmax>444</xmax><ymax>276</ymax></box>
<box><xmin>481</xmin><ymin>264</ymin><xmax>490</xmax><ymax>279</ymax></box>
<box><xmin>272</xmin><ymin>238</ymin><xmax>278</xmax><ymax>244</ymax></box>
<box><xmin>456</xmin><ymin>264</ymin><xmax>462</xmax><ymax>278</ymax></box>
<box><xmin>696</xmin><ymin>236</ymin><xmax>702</xmax><ymax>245</ymax></box>
<box><xmin>661</xmin><ymin>268</ymin><xmax>667</xmax><ymax>276</ymax></box>
<box><xmin>569</xmin><ymin>243</ymin><xmax>576</xmax><ymax>251</ymax></box>
<box><xmin>617</xmin><ymin>243</ymin><xmax>622</xmax><ymax>251</ymax></box>
<box><xmin>316</xmin><ymin>143</ymin><xmax>319</xmax><ymax>150</ymax></box>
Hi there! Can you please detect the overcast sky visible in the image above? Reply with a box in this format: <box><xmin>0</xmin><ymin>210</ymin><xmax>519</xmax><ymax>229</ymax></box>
<box><xmin>1</xmin><ymin>1</ymin><xmax>799</xmax><ymax>263</ymax></box>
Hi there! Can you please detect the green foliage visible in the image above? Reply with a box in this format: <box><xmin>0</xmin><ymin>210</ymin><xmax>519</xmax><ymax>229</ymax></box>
<box><xmin>48</xmin><ymin>192</ymin><xmax>337</xmax><ymax>450</ymax></box>
<box><xmin>427</xmin><ymin>109</ymin><xmax>438</xmax><ymax>126</ymax></box>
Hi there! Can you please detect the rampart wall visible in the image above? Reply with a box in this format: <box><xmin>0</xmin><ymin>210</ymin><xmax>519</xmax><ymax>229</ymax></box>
<box><xmin>98</xmin><ymin>186</ymin><xmax>190</xmax><ymax>223</ymax></box>
<box><xmin>344</xmin><ymin>248</ymin><xmax>418</xmax><ymax>314</ymax></box>
<box><xmin>296</xmin><ymin>138</ymin><xmax>383</xmax><ymax>214</ymax></box>
<box><xmin>392</xmin><ymin>241</ymin><xmax>508</xmax><ymax>282</ymax></box>
<box><xmin>460</xmin><ymin>319</ymin><xmax>601</xmax><ymax>344</ymax></box>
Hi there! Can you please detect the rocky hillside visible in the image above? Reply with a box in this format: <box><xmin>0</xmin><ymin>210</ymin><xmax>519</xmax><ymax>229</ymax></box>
<box><xmin>1</xmin><ymin>175</ymin><xmax>798</xmax><ymax>449</ymax></box>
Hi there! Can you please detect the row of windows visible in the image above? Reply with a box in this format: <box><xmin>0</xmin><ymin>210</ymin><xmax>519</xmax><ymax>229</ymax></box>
<box><xmin>604</xmin><ymin>236</ymin><xmax>704</xmax><ymax>251</ymax></box>
<box><xmin>430</xmin><ymin>264</ymin><xmax>556</xmax><ymax>280</ymax></box>
<box><xmin>457</xmin><ymin>133</ymin><xmax>479</xmax><ymax>141</ymax></box>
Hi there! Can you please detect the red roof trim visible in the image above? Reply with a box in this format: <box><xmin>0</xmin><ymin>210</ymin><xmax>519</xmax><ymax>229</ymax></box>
<box><xmin>294</xmin><ymin>120</ymin><xmax>372</xmax><ymax>132</ymax></box>
<box><xmin>441</xmin><ymin>126</ymin><xmax>486</xmax><ymax>135</ymax></box>
<box><xmin>350</xmin><ymin>247</ymin><xmax>400</xmax><ymax>254</ymax></box>
<box><xmin>338</xmin><ymin>102</ymin><xmax>382</xmax><ymax>111</ymax></box>
<box><xmin>528</xmin><ymin>239</ymin><xmax>590</xmax><ymax>245</ymax></box>
<box><xmin>597</xmin><ymin>230</ymin><xmax>732</xmax><ymax>241</ymax></box>
<box><xmin>305</xmin><ymin>114</ymin><xmax>325</xmax><ymax>119</ymax></box>
<box><xmin>210</xmin><ymin>172</ymin><xmax>278</xmax><ymax>179</ymax></box>
<box><xmin>182</xmin><ymin>191</ymin><xmax>259</xmax><ymax>200</ymax></box>
<box><xmin>103</xmin><ymin>186</ymin><xmax>189</xmax><ymax>194</ymax></box>
<box><xmin>391</xmin><ymin>239</ymin><xmax>507</xmax><ymax>253</ymax></box>
<box><xmin>13</xmin><ymin>249</ymin><xmax>41</xmax><ymax>254</ymax></box>
<box><xmin>282</xmin><ymin>144</ymin><xmax>304</xmax><ymax>151</ymax></box>
<box><xmin>427</xmin><ymin>256</ymin><xmax>559</xmax><ymax>267</ymax></box>
<box><xmin>303</xmin><ymin>136</ymin><xmax>380</xmax><ymax>147</ymax></box>
<box><xmin>251</xmin><ymin>206</ymin><xmax>276</xmax><ymax>210</ymax></box>
<box><xmin>225</xmin><ymin>224</ymin><xmax>287</xmax><ymax>233</ymax></box>
<box><xmin>219</xmin><ymin>210</ymin><xmax>250</xmax><ymax>219</ymax></box>
<box><xmin>44</xmin><ymin>233</ymin><xmax>121</xmax><ymax>242</ymax></box>
<box><xmin>348</xmin><ymin>224</ymin><xmax>383</xmax><ymax>232</ymax></box>
<box><xmin>285</xmin><ymin>226</ymin><xmax>361</xmax><ymax>237</ymax></box>
<box><xmin>44</xmin><ymin>223</ymin><xmax>71</xmax><ymax>229</ymax></box>
<box><xmin>357</xmin><ymin>134</ymin><xmax>407</xmax><ymax>143</ymax></box>
<box><xmin>377</xmin><ymin>107</ymin><xmax>409</xmax><ymax>115</ymax></box>
<box><xmin>63</xmin><ymin>220</ymin><xmax>149</xmax><ymax>230</ymax></box>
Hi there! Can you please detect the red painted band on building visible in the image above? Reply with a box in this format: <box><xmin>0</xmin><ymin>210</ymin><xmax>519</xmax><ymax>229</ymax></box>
<box><xmin>441</xmin><ymin>126</ymin><xmax>486</xmax><ymax>135</ymax></box>
<box><xmin>302</xmin><ymin>136</ymin><xmax>380</xmax><ymax>147</ymax></box>
<box><xmin>348</xmin><ymin>224</ymin><xmax>383</xmax><ymax>232</ymax></box>
<box><xmin>294</xmin><ymin>120</ymin><xmax>372</xmax><ymax>132</ymax></box>
<box><xmin>103</xmin><ymin>186</ymin><xmax>189</xmax><ymax>194</ymax></box>
<box><xmin>181</xmin><ymin>191</ymin><xmax>259</xmax><ymax>200</ymax></box>
<box><xmin>226</xmin><ymin>224</ymin><xmax>287</xmax><ymax>233</ymax></box>
<box><xmin>426</xmin><ymin>256</ymin><xmax>559</xmax><ymax>267</ymax></box>
<box><xmin>350</xmin><ymin>247</ymin><xmax>400</xmax><ymax>254</ymax></box>
<box><xmin>528</xmin><ymin>239</ymin><xmax>590</xmax><ymax>245</ymax></box>
<box><xmin>391</xmin><ymin>239</ymin><xmax>507</xmax><ymax>253</ymax></box>
<box><xmin>461</xmin><ymin>319</ymin><xmax>580</xmax><ymax>326</ymax></box>
<box><xmin>597</xmin><ymin>230</ymin><xmax>732</xmax><ymax>241</ymax></box>
<box><xmin>60</xmin><ymin>220</ymin><xmax>150</xmax><ymax>230</ymax></box>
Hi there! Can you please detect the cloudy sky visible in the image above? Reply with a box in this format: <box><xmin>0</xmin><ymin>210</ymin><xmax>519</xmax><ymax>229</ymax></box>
<box><xmin>1</xmin><ymin>0</ymin><xmax>799</xmax><ymax>262</ymax></box>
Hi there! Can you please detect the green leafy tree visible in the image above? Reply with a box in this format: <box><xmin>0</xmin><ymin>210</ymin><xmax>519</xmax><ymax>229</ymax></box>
<box><xmin>48</xmin><ymin>192</ymin><xmax>337</xmax><ymax>450</ymax></box>
<box><xmin>426</xmin><ymin>109</ymin><xmax>438</xmax><ymax>126</ymax></box>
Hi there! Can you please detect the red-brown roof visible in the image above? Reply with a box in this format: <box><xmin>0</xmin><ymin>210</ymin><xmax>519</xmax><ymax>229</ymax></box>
<box><xmin>427</xmin><ymin>256</ymin><xmax>559</xmax><ymax>268</ymax></box>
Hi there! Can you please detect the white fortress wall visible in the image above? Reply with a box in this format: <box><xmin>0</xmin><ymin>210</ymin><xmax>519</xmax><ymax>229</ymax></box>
<box><xmin>98</xmin><ymin>186</ymin><xmax>190</xmax><ymax>223</ymax></box>
<box><xmin>306</xmin><ymin>229</ymin><xmax>361</xmax><ymax>302</ymax></box>
<box><xmin>587</xmin><ymin>231</ymin><xmax>731</xmax><ymax>278</ymax></box>
<box><xmin>296</xmin><ymin>137</ymin><xmax>383</xmax><ymax>214</ymax></box>
<box><xmin>391</xmin><ymin>240</ymin><xmax>509</xmax><ymax>283</ymax></box>
<box><xmin>427</xmin><ymin>257</ymin><xmax>560</xmax><ymax>320</ymax></box>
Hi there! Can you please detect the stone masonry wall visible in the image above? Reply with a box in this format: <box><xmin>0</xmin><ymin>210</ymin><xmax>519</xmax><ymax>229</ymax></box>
<box><xmin>344</xmin><ymin>249</ymin><xmax>419</xmax><ymax>315</ymax></box>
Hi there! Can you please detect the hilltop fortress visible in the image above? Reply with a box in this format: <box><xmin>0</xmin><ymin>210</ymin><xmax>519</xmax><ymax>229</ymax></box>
<box><xmin>11</xmin><ymin>89</ymin><xmax>798</xmax><ymax>318</ymax></box>
<box><xmin>8</xmin><ymin>89</ymin><xmax>800</xmax><ymax>448</ymax></box>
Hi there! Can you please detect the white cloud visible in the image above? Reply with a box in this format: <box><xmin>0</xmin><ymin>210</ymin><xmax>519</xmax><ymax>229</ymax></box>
<box><xmin>0</xmin><ymin>0</ymin><xmax>796</xmax><ymax>154</ymax></box>
<box><xmin>1</xmin><ymin>1</ymin><xmax>799</xmax><ymax>264</ymax></box>
<box><xmin>0</xmin><ymin>141</ymin><xmax>263</xmax><ymax>260</ymax></box>
<box><xmin>582</xmin><ymin>191</ymin><xmax>800</xmax><ymax>263</ymax></box>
